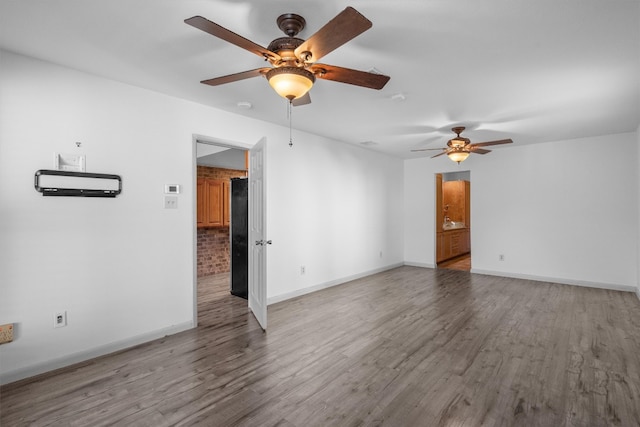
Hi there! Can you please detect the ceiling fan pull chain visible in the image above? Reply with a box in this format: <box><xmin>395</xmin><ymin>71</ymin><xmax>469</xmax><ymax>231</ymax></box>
<box><xmin>288</xmin><ymin>100</ymin><xmax>293</xmax><ymax>147</ymax></box>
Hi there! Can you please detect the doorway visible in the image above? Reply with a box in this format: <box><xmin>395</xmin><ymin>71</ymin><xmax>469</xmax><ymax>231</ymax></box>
<box><xmin>192</xmin><ymin>135</ymin><xmax>268</xmax><ymax>330</ymax></box>
<box><xmin>194</xmin><ymin>138</ymin><xmax>250</xmax><ymax>324</ymax></box>
<box><xmin>435</xmin><ymin>171</ymin><xmax>471</xmax><ymax>271</ymax></box>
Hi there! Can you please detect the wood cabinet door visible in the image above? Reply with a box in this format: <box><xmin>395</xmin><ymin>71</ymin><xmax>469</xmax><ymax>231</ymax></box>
<box><xmin>197</xmin><ymin>179</ymin><xmax>205</xmax><ymax>227</ymax></box>
<box><xmin>464</xmin><ymin>181</ymin><xmax>471</xmax><ymax>227</ymax></box>
<box><xmin>436</xmin><ymin>174</ymin><xmax>443</xmax><ymax>227</ymax></box>
<box><xmin>436</xmin><ymin>232</ymin><xmax>445</xmax><ymax>263</ymax></box>
<box><xmin>466</xmin><ymin>230</ymin><xmax>470</xmax><ymax>254</ymax></box>
<box><xmin>443</xmin><ymin>232</ymin><xmax>452</xmax><ymax>261</ymax></box>
<box><xmin>222</xmin><ymin>180</ymin><xmax>230</xmax><ymax>226</ymax></box>
<box><xmin>450</xmin><ymin>230</ymin><xmax>462</xmax><ymax>257</ymax></box>
<box><xmin>205</xmin><ymin>179</ymin><xmax>224</xmax><ymax>227</ymax></box>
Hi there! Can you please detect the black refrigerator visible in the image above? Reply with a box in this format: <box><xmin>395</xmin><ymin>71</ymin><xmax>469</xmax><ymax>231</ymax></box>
<box><xmin>230</xmin><ymin>178</ymin><xmax>248</xmax><ymax>299</ymax></box>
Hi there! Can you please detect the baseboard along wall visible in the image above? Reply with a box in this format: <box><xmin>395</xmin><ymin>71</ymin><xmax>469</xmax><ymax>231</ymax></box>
<box><xmin>471</xmin><ymin>268</ymin><xmax>637</xmax><ymax>293</ymax></box>
<box><xmin>1</xmin><ymin>321</ymin><xmax>194</xmax><ymax>386</ymax></box>
<box><xmin>267</xmin><ymin>263</ymin><xmax>404</xmax><ymax>305</ymax></box>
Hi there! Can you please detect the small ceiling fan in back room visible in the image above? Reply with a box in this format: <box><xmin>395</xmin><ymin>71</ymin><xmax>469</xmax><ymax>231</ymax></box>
<box><xmin>412</xmin><ymin>127</ymin><xmax>513</xmax><ymax>164</ymax></box>
<box><xmin>184</xmin><ymin>6</ymin><xmax>390</xmax><ymax>106</ymax></box>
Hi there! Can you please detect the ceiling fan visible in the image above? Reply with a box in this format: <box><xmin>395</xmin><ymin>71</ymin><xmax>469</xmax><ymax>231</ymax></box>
<box><xmin>184</xmin><ymin>7</ymin><xmax>390</xmax><ymax>106</ymax></box>
<box><xmin>411</xmin><ymin>126</ymin><xmax>513</xmax><ymax>164</ymax></box>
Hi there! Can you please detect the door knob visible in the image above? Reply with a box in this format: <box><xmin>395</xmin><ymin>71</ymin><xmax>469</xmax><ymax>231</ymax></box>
<box><xmin>255</xmin><ymin>240</ymin><xmax>263</xmax><ymax>246</ymax></box>
<box><xmin>265</xmin><ymin>240</ymin><xmax>272</xmax><ymax>245</ymax></box>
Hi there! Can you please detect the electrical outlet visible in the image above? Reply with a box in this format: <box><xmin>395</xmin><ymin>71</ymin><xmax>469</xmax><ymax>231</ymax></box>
<box><xmin>0</xmin><ymin>324</ymin><xmax>14</xmax><ymax>344</ymax></box>
<box><xmin>379</xmin><ymin>251</ymin><xmax>383</xmax><ymax>258</ymax></box>
<box><xmin>300</xmin><ymin>266</ymin><xmax>306</xmax><ymax>275</ymax></box>
<box><xmin>499</xmin><ymin>254</ymin><xmax>505</xmax><ymax>261</ymax></box>
<box><xmin>54</xmin><ymin>311</ymin><xmax>67</xmax><ymax>328</ymax></box>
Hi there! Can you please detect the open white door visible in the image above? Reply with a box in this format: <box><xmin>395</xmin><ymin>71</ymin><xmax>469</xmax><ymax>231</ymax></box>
<box><xmin>248</xmin><ymin>137</ymin><xmax>268</xmax><ymax>330</ymax></box>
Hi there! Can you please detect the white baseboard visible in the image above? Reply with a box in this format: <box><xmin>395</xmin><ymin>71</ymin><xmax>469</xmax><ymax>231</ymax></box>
<box><xmin>267</xmin><ymin>263</ymin><xmax>404</xmax><ymax>305</ymax></box>
<box><xmin>471</xmin><ymin>268</ymin><xmax>637</xmax><ymax>293</ymax></box>
<box><xmin>0</xmin><ymin>321</ymin><xmax>194</xmax><ymax>386</ymax></box>
<box><xmin>403</xmin><ymin>261</ymin><xmax>436</xmax><ymax>269</ymax></box>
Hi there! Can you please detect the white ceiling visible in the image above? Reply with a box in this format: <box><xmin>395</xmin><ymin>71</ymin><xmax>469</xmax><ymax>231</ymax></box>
<box><xmin>1</xmin><ymin>1</ymin><xmax>638</xmax><ymax>159</ymax></box>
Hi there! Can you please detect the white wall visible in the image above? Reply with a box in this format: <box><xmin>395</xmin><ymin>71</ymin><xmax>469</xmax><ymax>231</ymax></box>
<box><xmin>266</xmin><ymin>134</ymin><xmax>404</xmax><ymax>303</ymax></box>
<box><xmin>405</xmin><ymin>132</ymin><xmax>638</xmax><ymax>290</ymax></box>
<box><xmin>637</xmin><ymin>124</ymin><xmax>640</xmax><ymax>298</ymax></box>
<box><xmin>0</xmin><ymin>50</ymin><xmax>404</xmax><ymax>383</ymax></box>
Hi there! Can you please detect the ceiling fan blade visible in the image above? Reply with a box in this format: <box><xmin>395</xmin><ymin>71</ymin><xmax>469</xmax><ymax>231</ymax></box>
<box><xmin>471</xmin><ymin>138</ymin><xmax>513</xmax><ymax>148</ymax></box>
<box><xmin>292</xmin><ymin>92</ymin><xmax>311</xmax><ymax>106</ymax></box>
<box><xmin>294</xmin><ymin>7</ymin><xmax>372</xmax><ymax>63</ymax></box>
<box><xmin>431</xmin><ymin>151</ymin><xmax>448</xmax><ymax>158</ymax></box>
<box><xmin>185</xmin><ymin>16</ymin><xmax>279</xmax><ymax>61</ymax></box>
<box><xmin>201</xmin><ymin>68</ymin><xmax>271</xmax><ymax>86</ymax></box>
<box><xmin>309</xmin><ymin>64</ymin><xmax>390</xmax><ymax>89</ymax></box>
<box><xmin>411</xmin><ymin>148</ymin><xmax>446</xmax><ymax>152</ymax></box>
<box><xmin>470</xmin><ymin>148</ymin><xmax>491</xmax><ymax>154</ymax></box>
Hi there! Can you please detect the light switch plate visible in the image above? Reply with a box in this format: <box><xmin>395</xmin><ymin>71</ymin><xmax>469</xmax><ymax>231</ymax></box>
<box><xmin>164</xmin><ymin>196</ymin><xmax>178</xmax><ymax>209</ymax></box>
<box><xmin>0</xmin><ymin>323</ymin><xmax>14</xmax><ymax>344</ymax></box>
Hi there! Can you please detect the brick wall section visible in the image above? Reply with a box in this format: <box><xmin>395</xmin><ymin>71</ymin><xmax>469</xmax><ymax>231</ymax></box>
<box><xmin>197</xmin><ymin>165</ymin><xmax>247</xmax><ymax>277</ymax></box>
<box><xmin>197</xmin><ymin>165</ymin><xmax>247</xmax><ymax>180</ymax></box>
<box><xmin>197</xmin><ymin>227</ymin><xmax>231</xmax><ymax>277</ymax></box>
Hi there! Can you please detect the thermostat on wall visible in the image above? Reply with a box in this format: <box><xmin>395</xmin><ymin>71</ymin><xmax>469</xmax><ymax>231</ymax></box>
<box><xmin>165</xmin><ymin>184</ymin><xmax>180</xmax><ymax>194</ymax></box>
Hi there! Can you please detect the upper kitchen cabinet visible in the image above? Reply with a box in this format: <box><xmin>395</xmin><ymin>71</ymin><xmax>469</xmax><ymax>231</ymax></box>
<box><xmin>197</xmin><ymin>178</ymin><xmax>229</xmax><ymax>228</ymax></box>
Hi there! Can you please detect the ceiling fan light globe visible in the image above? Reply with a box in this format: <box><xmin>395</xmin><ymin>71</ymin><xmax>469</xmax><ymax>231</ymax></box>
<box><xmin>447</xmin><ymin>150</ymin><xmax>470</xmax><ymax>164</ymax></box>
<box><xmin>266</xmin><ymin>67</ymin><xmax>315</xmax><ymax>100</ymax></box>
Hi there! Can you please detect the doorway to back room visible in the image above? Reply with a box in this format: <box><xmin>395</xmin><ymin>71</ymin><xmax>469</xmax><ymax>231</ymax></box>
<box><xmin>435</xmin><ymin>171</ymin><xmax>471</xmax><ymax>271</ymax></box>
<box><xmin>196</xmin><ymin>142</ymin><xmax>249</xmax><ymax>310</ymax></box>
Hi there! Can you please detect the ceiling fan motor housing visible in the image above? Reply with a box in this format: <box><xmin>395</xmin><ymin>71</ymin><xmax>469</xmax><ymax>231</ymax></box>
<box><xmin>267</xmin><ymin>37</ymin><xmax>305</xmax><ymax>65</ymax></box>
<box><xmin>448</xmin><ymin>137</ymin><xmax>470</xmax><ymax>148</ymax></box>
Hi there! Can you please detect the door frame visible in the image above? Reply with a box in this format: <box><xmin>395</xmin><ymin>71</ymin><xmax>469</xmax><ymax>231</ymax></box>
<box><xmin>434</xmin><ymin>170</ymin><xmax>472</xmax><ymax>268</ymax></box>
<box><xmin>191</xmin><ymin>134</ymin><xmax>258</xmax><ymax>327</ymax></box>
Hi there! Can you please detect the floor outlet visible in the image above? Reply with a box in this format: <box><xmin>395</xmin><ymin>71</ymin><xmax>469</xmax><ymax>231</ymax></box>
<box><xmin>54</xmin><ymin>311</ymin><xmax>67</xmax><ymax>328</ymax></box>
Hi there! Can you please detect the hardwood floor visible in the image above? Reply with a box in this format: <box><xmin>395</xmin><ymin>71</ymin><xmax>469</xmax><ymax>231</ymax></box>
<box><xmin>438</xmin><ymin>253</ymin><xmax>471</xmax><ymax>271</ymax></box>
<box><xmin>2</xmin><ymin>267</ymin><xmax>640</xmax><ymax>426</ymax></box>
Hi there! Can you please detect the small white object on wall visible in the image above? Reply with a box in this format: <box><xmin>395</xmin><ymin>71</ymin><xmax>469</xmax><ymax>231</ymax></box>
<box><xmin>164</xmin><ymin>184</ymin><xmax>180</xmax><ymax>194</ymax></box>
<box><xmin>54</xmin><ymin>153</ymin><xmax>85</xmax><ymax>172</ymax></box>
<box><xmin>164</xmin><ymin>196</ymin><xmax>178</xmax><ymax>209</ymax></box>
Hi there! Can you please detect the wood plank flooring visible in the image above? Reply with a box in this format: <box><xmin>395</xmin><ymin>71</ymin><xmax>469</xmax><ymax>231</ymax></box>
<box><xmin>2</xmin><ymin>266</ymin><xmax>640</xmax><ymax>426</ymax></box>
<box><xmin>438</xmin><ymin>253</ymin><xmax>471</xmax><ymax>271</ymax></box>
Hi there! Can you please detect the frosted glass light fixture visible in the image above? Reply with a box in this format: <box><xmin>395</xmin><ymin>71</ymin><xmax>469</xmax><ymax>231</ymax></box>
<box><xmin>447</xmin><ymin>150</ymin><xmax>470</xmax><ymax>164</ymax></box>
<box><xmin>266</xmin><ymin>67</ymin><xmax>315</xmax><ymax>101</ymax></box>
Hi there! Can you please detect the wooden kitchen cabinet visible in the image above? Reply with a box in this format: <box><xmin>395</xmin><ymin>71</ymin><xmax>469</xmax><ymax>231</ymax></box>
<box><xmin>436</xmin><ymin>232</ymin><xmax>445</xmax><ymax>262</ymax></box>
<box><xmin>197</xmin><ymin>178</ymin><xmax>230</xmax><ymax>228</ymax></box>
<box><xmin>437</xmin><ymin>228</ymin><xmax>471</xmax><ymax>263</ymax></box>
<box><xmin>197</xmin><ymin>179</ymin><xmax>205</xmax><ymax>227</ymax></box>
<box><xmin>222</xmin><ymin>180</ymin><xmax>230</xmax><ymax>226</ymax></box>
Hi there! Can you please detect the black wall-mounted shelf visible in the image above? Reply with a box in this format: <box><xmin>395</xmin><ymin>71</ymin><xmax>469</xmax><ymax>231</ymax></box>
<box><xmin>34</xmin><ymin>169</ymin><xmax>122</xmax><ymax>197</ymax></box>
